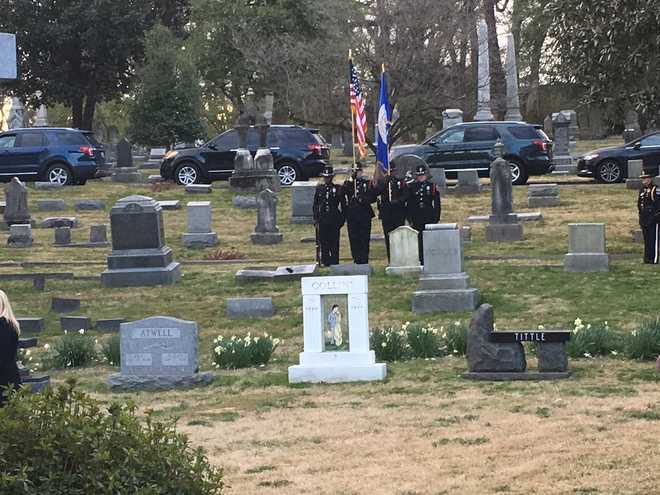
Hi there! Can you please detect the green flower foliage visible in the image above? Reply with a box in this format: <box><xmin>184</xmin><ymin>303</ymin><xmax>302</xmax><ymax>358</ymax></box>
<box><xmin>211</xmin><ymin>333</ymin><xmax>280</xmax><ymax>370</ymax></box>
<box><xmin>565</xmin><ymin>318</ymin><xmax>621</xmax><ymax>359</ymax></box>
<box><xmin>102</xmin><ymin>335</ymin><xmax>121</xmax><ymax>367</ymax></box>
<box><xmin>625</xmin><ymin>319</ymin><xmax>660</xmax><ymax>361</ymax></box>
<box><xmin>0</xmin><ymin>381</ymin><xmax>224</xmax><ymax>494</ymax></box>
<box><xmin>51</xmin><ymin>331</ymin><xmax>98</xmax><ymax>368</ymax></box>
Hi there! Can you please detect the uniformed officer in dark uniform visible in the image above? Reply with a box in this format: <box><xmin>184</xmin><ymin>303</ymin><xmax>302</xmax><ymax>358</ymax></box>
<box><xmin>376</xmin><ymin>162</ymin><xmax>409</xmax><ymax>262</ymax></box>
<box><xmin>313</xmin><ymin>166</ymin><xmax>346</xmax><ymax>266</ymax></box>
<box><xmin>343</xmin><ymin>163</ymin><xmax>376</xmax><ymax>264</ymax></box>
<box><xmin>407</xmin><ymin>164</ymin><xmax>441</xmax><ymax>264</ymax></box>
<box><xmin>638</xmin><ymin>171</ymin><xmax>660</xmax><ymax>264</ymax></box>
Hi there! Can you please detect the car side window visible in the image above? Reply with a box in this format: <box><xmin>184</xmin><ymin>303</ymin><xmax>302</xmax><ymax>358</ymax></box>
<box><xmin>0</xmin><ymin>135</ymin><xmax>16</xmax><ymax>148</ymax></box>
<box><xmin>641</xmin><ymin>134</ymin><xmax>660</xmax><ymax>147</ymax></box>
<box><xmin>16</xmin><ymin>132</ymin><xmax>45</xmax><ymax>147</ymax></box>
<box><xmin>55</xmin><ymin>131</ymin><xmax>88</xmax><ymax>146</ymax></box>
<box><xmin>464</xmin><ymin>126</ymin><xmax>500</xmax><ymax>142</ymax></box>
<box><xmin>212</xmin><ymin>131</ymin><xmax>238</xmax><ymax>151</ymax></box>
<box><xmin>437</xmin><ymin>128</ymin><xmax>465</xmax><ymax>144</ymax></box>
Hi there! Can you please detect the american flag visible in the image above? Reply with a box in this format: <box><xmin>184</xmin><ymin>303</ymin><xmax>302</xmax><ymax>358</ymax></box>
<box><xmin>350</xmin><ymin>60</ymin><xmax>367</xmax><ymax>159</ymax></box>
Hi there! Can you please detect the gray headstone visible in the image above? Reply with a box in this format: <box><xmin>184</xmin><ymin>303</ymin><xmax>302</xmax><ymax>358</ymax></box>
<box><xmin>34</xmin><ymin>181</ymin><xmax>63</xmax><ymax>191</ymax></box>
<box><xmin>552</xmin><ymin>112</ymin><xmax>570</xmax><ymax>157</ymax></box>
<box><xmin>148</xmin><ymin>175</ymin><xmax>162</xmax><ymax>184</ymax></box>
<box><xmin>37</xmin><ymin>199</ymin><xmax>66</xmax><ymax>212</ymax></box>
<box><xmin>412</xmin><ymin>224</ymin><xmax>479</xmax><ymax>313</ymax></box>
<box><xmin>543</xmin><ymin>114</ymin><xmax>553</xmax><ymax>138</ymax></box>
<box><xmin>119</xmin><ymin>316</ymin><xmax>199</xmax><ymax>376</ymax></box>
<box><xmin>564</xmin><ymin>223</ymin><xmax>608</xmax><ymax>272</ymax></box>
<box><xmin>486</xmin><ymin>147</ymin><xmax>523</xmax><ymax>241</ymax></box>
<box><xmin>474</xmin><ymin>20</ymin><xmax>494</xmax><ymax>121</ymax></box>
<box><xmin>466</xmin><ymin>304</ymin><xmax>526</xmax><ymax>372</ymax></box>
<box><xmin>504</xmin><ymin>34</ymin><xmax>523</xmax><ymax>121</ymax></box>
<box><xmin>442</xmin><ymin>109</ymin><xmax>463</xmax><ymax>129</ymax></box>
<box><xmin>233</xmin><ymin>195</ymin><xmax>258</xmax><ymax>209</ymax></box>
<box><xmin>111</xmin><ymin>168</ymin><xmax>142</xmax><ymax>183</ymax></box>
<box><xmin>75</xmin><ymin>200</ymin><xmax>105</xmax><ymax>211</ymax></box>
<box><xmin>185</xmin><ymin>184</ymin><xmax>212</xmax><ymax>194</ymax></box>
<box><xmin>453</xmin><ymin>170</ymin><xmax>482</xmax><ymax>194</ymax></box>
<box><xmin>226</xmin><ymin>297</ymin><xmax>275</xmax><ymax>318</ymax></box>
<box><xmin>41</xmin><ymin>217</ymin><xmax>78</xmax><ymax>229</ymax></box>
<box><xmin>96</xmin><ymin>318</ymin><xmax>126</xmax><ymax>332</ymax></box>
<box><xmin>61</xmin><ymin>316</ymin><xmax>92</xmax><ymax>333</ymax></box>
<box><xmin>183</xmin><ymin>201</ymin><xmax>217</xmax><ymax>248</ymax></box>
<box><xmin>0</xmin><ymin>33</ymin><xmax>17</xmax><ymax>80</ymax></box>
<box><xmin>251</xmin><ymin>189</ymin><xmax>282</xmax><ymax>244</ymax></box>
<box><xmin>89</xmin><ymin>224</ymin><xmax>107</xmax><ymax>243</ymax></box>
<box><xmin>7</xmin><ymin>223</ymin><xmax>32</xmax><ymax>247</ymax></box>
<box><xmin>623</xmin><ymin>110</ymin><xmax>642</xmax><ymax>142</ymax></box>
<box><xmin>329</xmin><ymin>263</ymin><xmax>374</xmax><ymax>275</ymax></box>
<box><xmin>51</xmin><ymin>297</ymin><xmax>81</xmax><ymax>314</ymax></box>
<box><xmin>289</xmin><ymin>182</ymin><xmax>316</xmax><ymax>224</ymax></box>
<box><xmin>17</xmin><ymin>317</ymin><xmax>44</xmax><ymax>335</ymax></box>
<box><xmin>4</xmin><ymin>177</ymin><xmax>30</xmax><ymax>225</ymax></box>
<box><xmin>537</xmin><ymin>342</ymin><xmax>568</xmax><ymax>372</ymax></box>
<box><xmin>158</xmin><ymin>200</ymin><xmax>181</xmax><ymax>211</ymax></box>
<box><xmin>528</xmin><ymin>184</ymin><xmax>560</xmax><ymax>207</ymax></box>
<box><xmin>626</xmin><ymin>159</ymin><xmax>644</xmax><ymax>190</ymax></box>
<box><xmin>385</xmin><ymin>225</ymin><xmax>421</xmax><ymax>276</ymax></box>
<box><xmin>54</xmin><ymin>226</ymin><xmax>71</xmax><ymax>245</ymax></box>
<box><xmin>102</xmin><ymin>195</ymin><xmax>181</xmax><ymax>287</ymax></box>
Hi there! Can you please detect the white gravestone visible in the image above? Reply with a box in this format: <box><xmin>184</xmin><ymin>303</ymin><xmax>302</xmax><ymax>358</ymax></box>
<box><xmin>288</xmin><ymin>275</ymin><xmax>386</xmax><ymax>383</ymax></box>
<box><xmin>386</xmin><ymin>226</ymin><xmax>422</xmax><ymax>276</ymax></box>
<box><xmin>107</xmin><ymin>316</ymin><xmax>213</xmax><ymax>390</ymax></box>
<box><xmin>412</xmin><ymin>223</ymin><xmax>479</xmax><ymax>313</ymax></box>
<box><xmin>564</xmin><ymin>223</ymin><xmax>609</xmax><ymax>272</ymax></box>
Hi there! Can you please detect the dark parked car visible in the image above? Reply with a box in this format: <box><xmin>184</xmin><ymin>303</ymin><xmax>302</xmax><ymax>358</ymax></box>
<box><xmin>390</xmin><ymin>121</ymin><xmax>554</xmax><ymax>185</ymax></box>
<box><xmin>577</xmin><ymin>131</ymin><xmax>660</xmax><ymax>183</ymax></box>
<box><xmin>160</xmin><ymin>125</ymin><xmax>330</xmax><ymax>186</ymax></box>
<box><xmin>0</xmin><ymin>127</ymin><xmax>107</xmax><ymax>185</ymax></box>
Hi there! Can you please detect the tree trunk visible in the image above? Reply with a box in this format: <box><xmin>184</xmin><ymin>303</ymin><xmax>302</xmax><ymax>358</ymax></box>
<box><xmin>71</xmin><ymin>96</ymin><xmax>84</xmax><ymax>129</ymax></box>
<box><xmin>82</xmin><ymin>86</ymin><xmax>97</xmax><ymax>131</ymax></box>
<box><xmin>483</xmin><ymin>0</ymin><xmax>506</xmax><ymax>120</ymax></box>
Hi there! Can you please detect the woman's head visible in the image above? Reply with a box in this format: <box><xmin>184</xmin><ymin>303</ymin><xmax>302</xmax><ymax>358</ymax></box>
<box><xmin>0</xmin><ymin>290</ymin><xmax>19</xmax><ymax>334</ymax></box>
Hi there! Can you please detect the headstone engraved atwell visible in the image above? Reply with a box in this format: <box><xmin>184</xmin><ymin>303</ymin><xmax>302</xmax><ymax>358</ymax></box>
<box><xmin>288</xmin><ymin>275</ymin><xmax>386</xmax><ymax>383</ymax></box>
<box><xmin>107</xmin><ymin>316</ymin><xmax>213</xmax><ymax>390</ymax></box>
<box><xmin>101</xmin><ymin>195</ymin><xmax>181</xmax><ymax>287</ymax></box>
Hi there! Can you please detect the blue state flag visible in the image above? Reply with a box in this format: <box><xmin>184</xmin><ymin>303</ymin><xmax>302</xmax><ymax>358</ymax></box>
<box><xmin>376</xmin><ymin>68</ymin><xmax>391</xmax><ymax>174</ymax></box>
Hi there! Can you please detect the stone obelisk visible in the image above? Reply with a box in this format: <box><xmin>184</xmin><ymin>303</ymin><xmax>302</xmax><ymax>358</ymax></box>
<box><xmin>504</xmin><ymin>33</ymin><xmax>523</xmax><ymax>121</ymax></box>
<box><xmin>474</xmin><ymin>20</ymin><xmax>494</xmax><ymax>121</ymax></box>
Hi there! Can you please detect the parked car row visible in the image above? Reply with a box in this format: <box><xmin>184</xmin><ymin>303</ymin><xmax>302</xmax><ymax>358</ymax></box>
<box><xmin>4</xmin><ymin>123</ymin><xmax>658</xmax><ymax>188</ymax></box>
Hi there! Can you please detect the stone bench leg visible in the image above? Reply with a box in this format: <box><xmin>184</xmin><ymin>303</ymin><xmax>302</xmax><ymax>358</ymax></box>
<box><xmin>537</xmin><ymin>342</ymin><xmax>568</xmax><ymax>372</ymax></box>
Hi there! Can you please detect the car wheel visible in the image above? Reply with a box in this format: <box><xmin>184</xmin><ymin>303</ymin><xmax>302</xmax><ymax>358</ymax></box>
<box><xmin>45</xmin><ymin>164</ymin><xmax>73</xmax><ymax>185</ymax></box>
<box><xmin>277</xmin><ymin>162</ymin><xmax>300</xmax><ymax>186</ymax></box>
<box><xmin>175</xmin><ymin>162</ymin><xmax>201</xmax><ymax>185</ymax></box>
<box><xmin>596</xmin><ymin>160</ymin><xmax>623</xmax><ymax>183</ymax></box>
<box><xmin>508</xmin><ymin>159</ymin><xmax>528</xmax><ymax>185</ymax></box>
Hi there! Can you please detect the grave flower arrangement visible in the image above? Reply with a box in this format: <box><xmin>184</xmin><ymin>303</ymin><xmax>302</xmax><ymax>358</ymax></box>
<box><xmin>211</xmin><ymin>332</ymin><xmax>280</xmax><ymax>369</ymax></box>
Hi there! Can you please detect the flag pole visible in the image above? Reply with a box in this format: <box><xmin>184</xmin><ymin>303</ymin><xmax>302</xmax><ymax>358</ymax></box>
<box><xmin>382</xmin><ymin>63</ymin><xmax>392</xmax><ymax>202</ymax></box>
<box><xmin>349</xmin><ymin>50</ymin><xmax>357</xmax><ymax>184</ymax></box>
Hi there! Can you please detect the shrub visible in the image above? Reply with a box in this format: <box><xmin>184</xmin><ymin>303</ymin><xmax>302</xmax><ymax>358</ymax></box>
<box><xmin>371</xmin><ymin>326</ymin><xmax>408</xmax><ymax>362</ymax></box>
<box><xmin>101</xmin><ymin>335</ymin><xmax>121</xmax><ymax>367</ymax></box>
<box><xmin>0</xmin><ymin>382</ymin><xmax>224</xmax><ymax>494</ymax></box>
<box><xmin>625</xmin><ymin>318</ymin><xmax>660</xmax><ymax>360</ymax></box>
<box><xmin>50</xmin><ymin>330</ymin><xmax>98</xmax><ymax>368</ymax></box>
<box><xmin>407</xmin><ymin>323</ymin><xmax>444</xmax><ymax>358</ymax></box>
<box><xmin>443</xmin><ymin>321</ymin><xmax>468</xmax><ymax>356</ymax></box>
<box><xmin>566</xmin><ymin>318</ymin><xmax>621</xmax><ymax>358</ymax></box>
<box><xmin>212</xmin><ymin>333</ymin><xmax>280</xmax><ymax>369</ymax></box>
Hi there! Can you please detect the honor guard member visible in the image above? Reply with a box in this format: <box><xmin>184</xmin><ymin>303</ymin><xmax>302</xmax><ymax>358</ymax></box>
<box><xmin>313</xmin><ymin>166</ymin><xmax>346</xmax><ymax>266</ymax></box>
<box><xmin>638</xmin><ymin>171</ymin><xmax>660</xmax><ymax>264</ymax></box>
<box><xmin>343</xmin><ymin>163</ymin><xmax>376</xmax><ymax>264</ymax></box>
<box><xmin>376</xmin><ymin>162</ymin><xmax>409</xmax><ymax>262</ymax></box>
<box><xmin>407</xmin><ymin>164</ymin><xmax>441</xmax><ymax>264</ymax></box>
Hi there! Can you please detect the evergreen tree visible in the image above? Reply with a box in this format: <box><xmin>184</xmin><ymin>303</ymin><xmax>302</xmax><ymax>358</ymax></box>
<box><xmin>129</xmin><ymin>24</ymin><xmax>204</xmax><ymax>147</ymax></box>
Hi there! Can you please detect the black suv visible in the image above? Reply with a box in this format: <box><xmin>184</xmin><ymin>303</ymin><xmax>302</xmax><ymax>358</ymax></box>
<box><xmin>0</xmin><ymin>127</ymin><xmax>108</xmax><ymax>185</ymax></box>
<box><xmin>160</xmin><ymin>125</ymin><xmax>330</xmax><ymax>186</ymax></box>
<box><xmin>390</xmin><ymin>121</ymin><xmax>553</xmax><ymax>184</ymax></box>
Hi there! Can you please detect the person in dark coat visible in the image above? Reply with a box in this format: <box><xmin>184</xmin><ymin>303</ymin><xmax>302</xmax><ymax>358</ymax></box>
<box><xmin>343</xmin><ymin>163</ymin><xmax>377</xmax><ymax>264</ymax></box>
<box><xmin>0</xmin><ymin>290</ymin><xmax>21</xmax><ymax>405</ymax></box>
<box><xmin>638</xmin><ymin>171</ymin><xmax>660</xmax><ymax>264</ymax></box>
<box><xmin>407</xmin><ymin>164</ymin><xmax>441</xmax><ymax>264</ymax></box>
<box><xmin>376</xmin><ymin>162</ymin><xmax>410</xmax><ymax>262</ymax></box>
<box><xmin>313</xmin><ymin>166</ymin><xmax>346</xmax><ymax>266</ymax></box>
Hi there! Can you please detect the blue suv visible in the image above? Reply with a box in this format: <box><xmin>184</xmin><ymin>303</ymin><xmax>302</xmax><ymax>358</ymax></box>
<box><xmin>0</xmin><ymin>127</ymin><xmax>108</xmax><ymax>185</ymax></box>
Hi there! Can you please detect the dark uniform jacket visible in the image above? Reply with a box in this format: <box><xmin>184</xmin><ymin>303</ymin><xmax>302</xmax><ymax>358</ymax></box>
<box><xmin>638</xmin><ymin>185</ymin><xmax>660</xmax><ymax>227</ymax></box>
<box><xmin>407</xmin><ymin>180</ymin><xmax>441</xmax><ymax>227</ymax></box>
<box><xmin>376</xmin><ymin>175</ymin><xmax>409</xmax><ymax>221</ymax></box>
<box><xmin>343</xmin><ymin>177</ymin><xmax>376</xmax><ymax>221</ymax></box>
<box><xmin>0</xmin><ymin>317</ymin><xmax>21</xmax><ymax>401</ymax></box>
<box><xmin>313</xmin><ymin>183</ymin><xmax>346</xmax><ymax>225</ymax></box>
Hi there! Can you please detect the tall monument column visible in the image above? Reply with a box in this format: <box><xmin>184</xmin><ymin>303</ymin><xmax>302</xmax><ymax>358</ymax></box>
<box><xmin>474</xmin><ymin>20</ymin><xmax>494</xmax><ymax>122</ymax></box>
<box><xmin>504</xmin><ymin>33</ymin><xmax>523</xmax><ymax>121</ymax></box>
